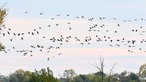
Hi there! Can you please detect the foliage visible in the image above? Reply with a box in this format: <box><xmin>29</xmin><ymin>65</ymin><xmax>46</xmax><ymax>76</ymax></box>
<box><xmin>29</xmin><ymin>67</ymin><xmax>58</xmax><ymax>82</ymax></box>
<box><xmin>0</xmin><ymin>6</ymin><xmax>7</xmax><ymax>26</ymax></box>
<box><xmin>0</xmin><ymin>5</ymin><xmax>7</xmax><ymax>51</ymax></box>
<box><xmin>139</xmin><ymin>64</ymin><xmax>146</xmax><ymax>81</ymax></box>
<box><xmin>59</xmin><ymin>71</ymin><xmax>140</xmax><ymax>82</ymax></box>
<box><xmin>60</xmin><ymin>69</ymin><xmax>76</xmax><ymax>82</ymax></box>
<box><xmin>0</xmin><ymin>68</ymin><xmax>58</xmax><ymax>82</ymax></box>
<box><xmin>0</xmin><ymin>75</ymin><xmax>9</xmax><ymax>82</ymax></box>
<box><xmin>9</xmin><ymin>69</ymin><xmax>31</xmax><ymax>82</ymax></box>
<box><xmin>0</xmin><ymin>67</ymin><xmax>143</xmax><ymax>82</ymax></box>
<box><xmin>0</xmin><ymin>43</ymin><xmax>5</xmax><ymax>51</ymax></box>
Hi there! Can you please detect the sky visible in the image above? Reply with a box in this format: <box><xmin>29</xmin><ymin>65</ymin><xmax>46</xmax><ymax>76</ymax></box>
<box><xmin>0</xmin><ymin>0</ymin><xmax>146</xmax><ymax>77</ymax></box>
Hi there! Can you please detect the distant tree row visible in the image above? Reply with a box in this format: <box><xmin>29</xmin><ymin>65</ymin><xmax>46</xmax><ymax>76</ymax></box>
<box><xmin>0</xmin><ymin>60</ymin><xmax>146</xmax><ymax>82</ymax></box>
<box><xmin>58</xmin><ymin>57</ymin><xmax>146</xmax><ymax>82</ymax></box>
<box><xmin>0</xmin><ymin>67</ymin><xmax>58</xmax><ymax>82</ymax></box>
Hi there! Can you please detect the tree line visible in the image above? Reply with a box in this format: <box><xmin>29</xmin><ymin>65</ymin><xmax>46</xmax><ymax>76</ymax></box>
<box><xmin>0</xmin><ymin>64</ymin><xmax>146</xmax><ymax>82</ymax></box>
<box><xmin>0</xmin><ymin>57</ymin><xmax>146</xmax><ymax>82</ymax></box>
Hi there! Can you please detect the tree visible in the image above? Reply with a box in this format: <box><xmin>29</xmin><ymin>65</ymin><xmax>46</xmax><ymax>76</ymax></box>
<box><xmin>0</xmin><ymin>6</ymin><xmax>6</xmax><ymax>26</ymax></box>
<box><xmin>9</xmin><ymin>69</ymin><xmax>31</xmax><ymax>82</ymax></box>
<box><xmin>118</xmin><ymin>71</ymin><xmax>129</xmax><ymax>82</ymax></box>
<box><xmin>87</xmin><ymin>74</ymin><xmax>102</xmax><ymax>82</ymax></box>
<box><xmin>0</xmin><ymin>43</ymin><xmax>5</xmax><ymax>51</ymax></box>
<box><xmin>108</xmin><ymin>64</ymin><xmax>116</xmax><ymax>82</ymax></box>
<box><xmin>92</xmin><ymin>56</ymin><xmax>105</xmax><ymax>82</ymax></box>
<box><xmin>0</xmin><ymin>75</ymin><xmax>9</xmax><ymax>82</ymax></box>
<box><xmin>72</xmin><ymin>74</ymin><xmax>89</xmax><ymax>82</ymax></box>
<box><xmin>72</xmin><ymin>75</ymin><xmax>84</xmax><ymax>82</ymax></box>
<box><xmin>92</xmin><ymin>56</ymin><xmax>116</xmax><ymax>82</ymax></box>
<box><xmin>0</xmin><ymin>5</ymin><xmax>7</xmax><ymax>51</ymax></box>
<box><xmin>139</xmin><ymin>64</ymin><xmax>146</xmax><ymax>81</ymax></box>
<box><xmin>78</xmin><ymin>74</ymin><xmax>88</xmax><ymax>82</ymax></box>
<box><xmin>128</xmin><ymin>72</ymin><xmax>139</xmax><ymax>81</ymax></box>
<box><xmin>29</xmin><ymin>67</ymin><xmax>58</xmax><ymax>82</ymax></box>
<box><xmin>62</xmin><ymin>69</ymin><xmax>76</xmax><ymax>82</ymax></box>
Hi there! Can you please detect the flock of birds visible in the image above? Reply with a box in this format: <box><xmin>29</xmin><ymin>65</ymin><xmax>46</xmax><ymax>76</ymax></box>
<box><xmin>0</xmin><ymin>11</ymin><xmax>146</xmax><ymax>61</ymax></box>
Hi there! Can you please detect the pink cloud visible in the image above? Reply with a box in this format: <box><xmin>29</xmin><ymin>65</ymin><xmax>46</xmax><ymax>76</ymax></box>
<box><xmin>59</xmin><ymin>48</ymin><xmax>146</xmax><ymax>56</ymax></box>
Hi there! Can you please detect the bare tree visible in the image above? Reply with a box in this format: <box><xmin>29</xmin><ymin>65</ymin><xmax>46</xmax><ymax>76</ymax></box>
<box><xmin>92</xmin><ymin>56</ymin><xmax>105</xmax><ymax>82</ymax></box>
<box><xmin>92</xmin><ymin>56</ymin><xmax>116</xmax><ymax>82</ymax></box>
<box><xmin>108</xmin><ymin>64</ymin><xmax>116</xmax><ymax>82</ymax></box>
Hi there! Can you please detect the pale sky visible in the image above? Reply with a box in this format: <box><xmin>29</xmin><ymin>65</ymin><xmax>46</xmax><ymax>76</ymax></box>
<box><xmin>0</xmin><ymin>0</ymin><xmax>146</xmax><ymax>77</ymax></box>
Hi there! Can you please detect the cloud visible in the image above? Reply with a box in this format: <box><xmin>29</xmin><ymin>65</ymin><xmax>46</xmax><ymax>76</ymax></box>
<box><xmin>59</xmin><ymin>47</ymin><xmax>146</xmax><ymax>56</ymax></box>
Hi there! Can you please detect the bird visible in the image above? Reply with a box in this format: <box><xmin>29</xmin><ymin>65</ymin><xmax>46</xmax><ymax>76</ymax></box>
<box><xmin>12</xmin><ymin>46</ymin><xmax>15</xmax><ymax>49</ymax></box>
<box><xmin>39</xmin><ymin>13</ymin><xmax>43</xmax><ymax>15</ymax></box>
<box><xmin>36</xmin><ymin>31</ymin><xmax>39</xmax><ymax>34</ymax></box>
<box><xmin>117</xmin><ymin>24</ymin><xmax>120</xmax><ymax>26</ymax></box>
<box><xmin>132</xmin><ymin>40</ymin><xmax>136</xmax><ymax>44</ymax></box>
<box><xmin>25</xmin><ymin>11</ymin><xmax>28</xmax><ymax>13</ymax></box>
<box><xmin>57</xmin><ymin>14</ymin><xmax>60</xmax><ymax>16</ymax></box>
<box><xmin>10</xmin><ymin>39</ymin><xmax>13</xmax><ymax>41</ymax></box>
<box><xmin>21</xmin><ymin>37</ymin><xmax>24</xmax><ymax>40</ymax></box>
<box><xmin>56</xmin><ymin>24</ymin><xmax>59</xmax><ymax>26</ymax></box>
<box><xmin>1</xmin><ymin>13</ymin><xmax>146</xmax><ymax>62</ymax></box>
<box><xmin>67</xmin><ymin>14</ymin><xmax>70</xmax><ymax>16</ymax></box>
<box><xmin>47</xmin><ymin>57</ymin><xmax>50</xmax><ymax>61</ymax></box>
<box><xmin>69</xmin><ymin>27</ymin><xmax>72</xmax><ymax>30</ymax></box>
